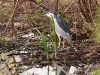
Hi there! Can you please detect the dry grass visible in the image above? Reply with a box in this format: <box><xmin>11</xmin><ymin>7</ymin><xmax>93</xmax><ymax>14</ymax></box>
<box><xmin>0</xmin><ymin>0</ymin><xmax>98</xmax><ymax>39</ymax></box>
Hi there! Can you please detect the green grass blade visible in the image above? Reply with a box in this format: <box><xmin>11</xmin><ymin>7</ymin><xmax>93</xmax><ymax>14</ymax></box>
<box><xmin>50</xmin><ymin>18</ymin><xmax>57</xmax><ymax>57</ymax></box>
<box><xmin>35</xmin><ymin>28</ymin><xmax>49</xmax><ymax>60</ymax></box>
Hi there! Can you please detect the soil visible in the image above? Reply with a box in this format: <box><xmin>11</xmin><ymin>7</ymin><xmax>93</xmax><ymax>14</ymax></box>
<box><xmin>0</xmin><ymin>32</ymin><xmax>100</xmax><ymax>75</ymax></box>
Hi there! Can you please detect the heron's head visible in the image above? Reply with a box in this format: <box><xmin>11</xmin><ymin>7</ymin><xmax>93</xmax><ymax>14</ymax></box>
<box><xmin>44</xmin><ymin>10</ymin><xmax>57</xmax><ymax>18</ymax></box>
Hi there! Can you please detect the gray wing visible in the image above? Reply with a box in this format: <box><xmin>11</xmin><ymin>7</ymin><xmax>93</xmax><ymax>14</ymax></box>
<box><xmin>56</xmin><ymin>15</ymin><xmax>70</xmax><ymax>34</ymax></box>
<box><xmin>56</xmin><ymin>15</ymin><xmax>72</xmax><ymax>44</ymax></box>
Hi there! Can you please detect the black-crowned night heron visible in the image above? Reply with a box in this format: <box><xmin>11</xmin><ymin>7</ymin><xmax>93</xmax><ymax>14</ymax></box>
<box><xmin>45</xmin><ymin>10</ymin><xmax>72</xmax><ymax>47</ymax></box>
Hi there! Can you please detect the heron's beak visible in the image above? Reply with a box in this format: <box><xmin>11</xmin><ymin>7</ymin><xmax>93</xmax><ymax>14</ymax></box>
<box><xmin>44</xmin><ymin>13</ymin><xmax>52</xmax><ymax>18</ymax></box>
<box><xmin>44</xmin><ymin>13</ymin><xmax>47</xmax><ymax>16</ymax></box>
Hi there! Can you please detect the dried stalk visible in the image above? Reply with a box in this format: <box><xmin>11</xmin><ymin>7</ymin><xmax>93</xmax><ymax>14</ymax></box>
<box><xmin>3</xmin><ymin>0</ymin><xmax>24</xmax><ymax>34</ymax></box>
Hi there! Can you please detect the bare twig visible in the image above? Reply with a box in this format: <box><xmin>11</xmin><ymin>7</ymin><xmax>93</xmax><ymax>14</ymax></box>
<box><xmin>55</xmin><ymin>0</ymin><xmax>59</xmax><ymax>12</ymax></box>
<box><xmin>30</xmin><ymin>0</ymin><xmax>49</xmax><ymax>11</ymax></box>
<box><xmin>66</xmin><ymin>0</ymin><xmax>76</xmax><ymax>11</ymax></box>
<box><xmin>3</xmin><ymin>0</ymin><xmax>24</xmax><ymax>34</ymax></box>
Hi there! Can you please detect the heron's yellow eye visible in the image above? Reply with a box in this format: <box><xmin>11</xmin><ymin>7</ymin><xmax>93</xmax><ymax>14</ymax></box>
<box><xmin>48</xmin><ymin>13</ymin><xmax>50</xmax><ymax>15</ymax></box>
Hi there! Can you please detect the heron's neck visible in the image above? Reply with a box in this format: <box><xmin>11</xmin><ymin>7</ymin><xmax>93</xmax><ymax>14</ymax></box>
<box><xmin>51</xmin><ymin>15</ymin><xmax>57</xmax><ymax>20</ymax></box>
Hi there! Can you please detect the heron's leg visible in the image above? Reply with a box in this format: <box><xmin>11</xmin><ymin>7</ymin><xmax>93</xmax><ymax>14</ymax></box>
<box><xmin>57</xmin><ymin>33</ymin><xmax>61</xmax><ymax>48</ymax></box>
<box><xmin>58</xmin><ymin>35</ymin><xmax>61</xmax><ymax>48</ymax></box>
<box><xmin>63</xmin><ymin>39</ymin><xmax>66</xmax><ymax>48</ymax></box>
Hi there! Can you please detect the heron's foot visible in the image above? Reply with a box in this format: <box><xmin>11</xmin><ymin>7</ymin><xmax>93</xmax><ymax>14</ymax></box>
<box><xmin>62</xmin><ymin>42</ymin><xmax>65</xmax><ymax>48</ymax></box>
<box><xmin>58</xmin><ymin>42</ymin><xmax>60</xmax><ymax>48</ymax></box>
<box><xmin>62</xmin><ymin>39</ymin><xmax>66</xmax><ymax>48</ymax></box>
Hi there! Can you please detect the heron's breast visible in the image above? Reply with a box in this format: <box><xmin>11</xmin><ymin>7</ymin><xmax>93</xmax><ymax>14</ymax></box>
<box><xmin>54</xmin><ymin>18</ymin><xmax>65</xmax><ymax>34</ymax></box>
